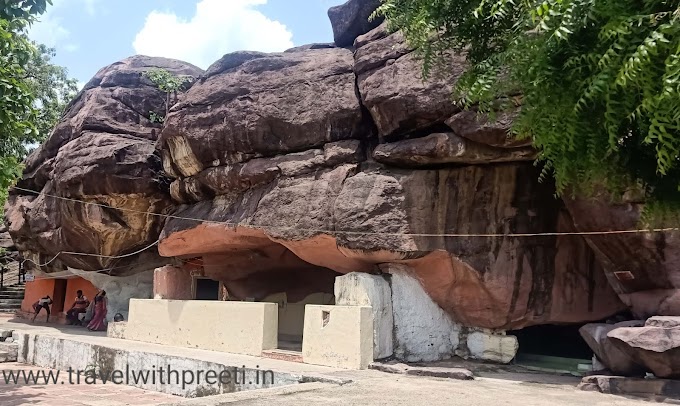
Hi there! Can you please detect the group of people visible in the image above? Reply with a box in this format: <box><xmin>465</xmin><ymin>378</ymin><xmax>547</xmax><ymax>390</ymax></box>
<box><xmin>31</xmin><ymin>290</ymin><xmax>108</xmax><ymax>331</ymax></box>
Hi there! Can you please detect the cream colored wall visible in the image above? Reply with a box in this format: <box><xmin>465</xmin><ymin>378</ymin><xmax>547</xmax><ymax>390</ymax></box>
<box><xmin>263</xmin><ymin>292</ymin><xmax>334</xmax><ymax>342</ymax></box>
<box><xmin>109</xmin><ymin>299</ymin><xmax>278</xmax><ymax>356</ymax></box>
<box><xmin>302</xmin><ymin>305</ymin><xmax>373</xmax><ymax>369</ymax></box>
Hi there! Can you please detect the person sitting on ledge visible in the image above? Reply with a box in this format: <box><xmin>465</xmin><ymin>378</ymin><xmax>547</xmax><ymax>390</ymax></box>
<box><xmin>65</xmin><ymin>290</ymin><xmax>90</xmax><ymax>326</ymax></box>
<box><xmin>31</xmin><ymin>295</ymin><xmax>53</xmax><ymax>323</ymax></box>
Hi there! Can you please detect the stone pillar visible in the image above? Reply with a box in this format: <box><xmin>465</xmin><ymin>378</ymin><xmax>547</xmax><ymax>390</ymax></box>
<box><xmin>385</xmin><ymin>264</ymin><xmax>460</xmax><ymax>362</ymax></box>
<box><xmin>335</xmin><ymin>272</ymin><xmax>394</xmax><ymax>359</ymax></box>
<box><xmin>153</xmin><ymin>266</ymin><xmax>193</xmax><ymax>300</ymax></box>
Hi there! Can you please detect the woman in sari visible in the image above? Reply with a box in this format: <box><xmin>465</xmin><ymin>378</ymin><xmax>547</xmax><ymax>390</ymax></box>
<box><xmin>87</xmin><ymin>290</ymin><xmax>108</xmax><ymax>331</ymax></box>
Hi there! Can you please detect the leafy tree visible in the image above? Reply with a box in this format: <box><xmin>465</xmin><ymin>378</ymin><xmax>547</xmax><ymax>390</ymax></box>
<box><xmin>143</xmin><ymin>69</ymin><xmax>191</xmax><ymax>123</ymax></box>
<box><xmin>376</xmin><ymin>1</ymin><xmax>680</xmax><ymax>208</ymax></box>
<box><xmin>0</xmin><ymin>0</ymin><xmax>50</xmax><ymax>22</ymax></box>
<box><xmin>0</xmin><ymin>0</ymin><xmax>76</xmax><ymax>207</ymax></box>
<box><xmin>28</xmin><ymin>43</ymin><xmax>79</xmax><ymax>143</ymax></box>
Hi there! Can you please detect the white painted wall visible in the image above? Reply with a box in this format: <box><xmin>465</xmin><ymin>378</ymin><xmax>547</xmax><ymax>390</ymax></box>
<box><xmin>68</xmin><ymin>268</ymin><xmax>154</xmax><ymax>322</ymax></box>
<box><xmin>335</xmin><ymin>272</ymin><xmax>394</xmax><ymax>359</ymax></box>
<box><xmin>386</xmin><ymin>264</ymin><xmax>460</xmax><ymax>362</ymax></box>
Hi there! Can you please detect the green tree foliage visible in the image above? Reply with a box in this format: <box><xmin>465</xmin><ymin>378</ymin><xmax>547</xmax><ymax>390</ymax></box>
<box><xmin>376</xmin><ymin>0</ymin><xmax>680</xmax><ymax>206</ymax></box>
<box><xmin>0</xmin><ymin>0</ymin><xmax>76</xmax><ymax>207</ymax></box>
<box><xmin>29</xmin><ymin>43</ymin><xmax>79</xmax><ymax>142</ymax></box>
<box><xmin>143</xmin><ymin>68</ymin><xmax>191</xmax><ymax>123</ymax></box>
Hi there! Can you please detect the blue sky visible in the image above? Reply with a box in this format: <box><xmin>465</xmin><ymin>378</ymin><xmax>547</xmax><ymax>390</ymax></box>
<box><xmin>28</xmin><ymin>0</ymin><xmax>340</xmax><ymax>86</ymax></box>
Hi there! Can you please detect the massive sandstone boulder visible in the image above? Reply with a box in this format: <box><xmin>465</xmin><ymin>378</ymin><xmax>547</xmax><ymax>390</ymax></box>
<box><xmin>607</xmin><ymin>316</ymin><xmax>680</xmax><ymax>378</ymax></box>
<box><xmin>579</xmin><ymin>320</ymin><xmax>646</xmax><ymax>376</ymax></box>
<box><xmin>5</xmin><ymin>4</ymin><xmax>630</xmax><ymax>332</ymax></box>
<box><xmin>156</xmin><ymin>23</ymin><xmax>625</xmax><ymax>330</ymax></box>
<box><xmin>5</xmin><ymin>56</ymin><xmax>202</xmax><ymax>275</ymax></box>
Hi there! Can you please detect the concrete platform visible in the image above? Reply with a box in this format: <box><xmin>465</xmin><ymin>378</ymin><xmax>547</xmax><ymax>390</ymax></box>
<box><xmin>0</xmin><ymin>316</ymin><xmax>346</xmax><ymax>398</ymax></box>
<box><xmin>0</xmin><ymin>316</ymin><xmax>660</xmax><ymax>405</ymax></box>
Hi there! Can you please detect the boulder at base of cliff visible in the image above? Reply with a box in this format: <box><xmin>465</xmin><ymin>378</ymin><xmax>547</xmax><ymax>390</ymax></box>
<box><xmin>579</xmin><ymin>320</ymin><xmax>645</xmax><ymax>376</ymax></box>
<box><xmin>608</xmin><ymin>316</ymin><xmax>680</xmax><ymax>378</ymax></box>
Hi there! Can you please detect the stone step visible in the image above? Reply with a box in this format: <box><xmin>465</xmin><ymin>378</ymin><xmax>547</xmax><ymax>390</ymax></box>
<box><xmin>0</xmin><ymin>288</ymin><xmax>25</xmax><ymax>294</ymax></box>
<box><xmin>0</xmin><ymin>299</ymin><xmax>23</xmax><ymax>304</ymax></box>
<box><xmin>369</xmin><ymin>362</ymin><xmax>474</xmax><ymax>380</ymax></box>
<box><xmin>0</xmin><ymin>293</ymin><xmax>25</xmax><ymax>298</ymax></box>
<box><xmin>261</xmin><ymin>349</ymin><xmax>304</xmax><ymax>363</ymax></box>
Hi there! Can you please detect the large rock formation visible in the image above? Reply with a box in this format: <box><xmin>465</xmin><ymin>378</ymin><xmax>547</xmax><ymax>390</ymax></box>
<box><xmin>579</xmin><ymin>320</ymin><xmax>646</xmax><ymax>376</ymax></box>
<box><xmin>156</xmin><ymin>21</ymin><xmax>625</xmax><ymax>330</ymax></box>
<box><xmin>6</xmin><ymin>56</ymin><xmax>202</xmax><ymax>275</ymax></box>
<box><xmin>5</xmin><ymin>0</ymin><xmax>632</xmax><ymax>348</ymax></box>
<box><xmin>608</xmin><ymin>316</ymin><xmax>680</xmax><ymax>379</ymax></box>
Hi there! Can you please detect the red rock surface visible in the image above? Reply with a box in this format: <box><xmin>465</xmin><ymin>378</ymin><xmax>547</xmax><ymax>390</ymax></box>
<box><xmin>564</xmin><ymin>196</ymin><xmax>680</xmax><ymax>318</ymax></box>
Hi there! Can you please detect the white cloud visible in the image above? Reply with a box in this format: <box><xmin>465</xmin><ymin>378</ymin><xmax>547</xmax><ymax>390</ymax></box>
<box><xmin>28</xmin><ymin>13</ymin><xmax>69</xmax><ymax>48</ymax></box>
<box><xmin>63</xmin><ymin>43</ymin><xmax>79</xmax><ymax>52</ymax></box>
<box><xmin>28</xmin><ymin>0</ymin><xmax>99</xmax><ymax>49</ymax></box>
<box><xmin>133</xmin><ymin>0</ymin><xmax>294</xmax><ymax>69</ymax></box>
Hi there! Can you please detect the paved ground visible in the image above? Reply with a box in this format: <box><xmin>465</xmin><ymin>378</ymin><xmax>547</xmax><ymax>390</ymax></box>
<box><xmin>163</xmin><ymin>371</ymin><xmax>648</xmax><ymax>406</ymax></box>
<box><xmin>0</xmin><ymin>363</ymin><xmax>177</xmax><ymax>406</ymax></box>
<box><xmin>0</xmin><ymin>315</ymin><xmax>651</xmax><ymax>405</ymax></box>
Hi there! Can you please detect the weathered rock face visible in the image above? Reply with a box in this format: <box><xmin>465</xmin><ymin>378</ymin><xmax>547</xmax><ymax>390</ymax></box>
<box><xmin>7</xmin><ymin>4</ymin><xmax>631</xmax><ymax>337</ymax></box>
<box><xmin>564</xmin><ymin>196</ymin><xmax>680</xmax><ymax>318</ymax></box>
<box><xmin>355</xmin><ymin>24</ymin><xmax>464</xmax><ymax>138</ymax></box>
<box><xmin>372</xmin><ymin>132</ymin><xmax>536</xmax><ymax>167</ymax></box>
<box><xmin>156</xmin><ymin>23</ymin><xmax>625</xmax><ymax>330</ymax></box>
<box><xmin>608</xmin><ymin>316</ymin><xmax>680</xmax><ymax>379</ymax></box>
<box><xmin>160</xmin><ymin>48</ymin><xmax>366</xmax><ymax>181</ymax></box>
<box><xmin>579</xmin><ymin>321</ymin><xmax>646</xmax><ymax>376</ymax></box>
<box><xmin>0</xmin><ymin>225</ymin><xmax>14</xmax><ymax>250</ymax></box>
<box><xmin>5</xmin><ymin>56</ymin><xmax>203</xmax><ymax>275</ymax></box>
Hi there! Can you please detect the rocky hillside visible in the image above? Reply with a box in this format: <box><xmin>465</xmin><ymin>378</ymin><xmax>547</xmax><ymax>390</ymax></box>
<box><xmin>5</xmin><ymin>0</ymin><xmax>677</xmax><ymax>330</ymax></box>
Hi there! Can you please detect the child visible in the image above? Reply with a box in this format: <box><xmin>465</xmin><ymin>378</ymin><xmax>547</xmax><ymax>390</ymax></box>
<box><xmin>31</xmin><ymin>295</ymin><xmax>53</xmax><ymax>322</ymax></box>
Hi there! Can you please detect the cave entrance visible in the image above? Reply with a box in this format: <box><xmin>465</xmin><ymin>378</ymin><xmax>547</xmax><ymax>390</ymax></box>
<box><xmin>264</xmin><ymin>291</ymin><xmax>335</xmax><ymax>353</ymax></box>
<box><xmin>193</xmin><ymin>277</ymin><xmax>220</xmax><ymax>301</ymax></box>
<box><xmin>509</xmin><ymin>324</ymin><xmax>593</xmax><ymax>374</ymax></box>
<box><xmin>199</xmin><ymin>241</ymin><xmax>342</xmax><ymax>356</ymax></box>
